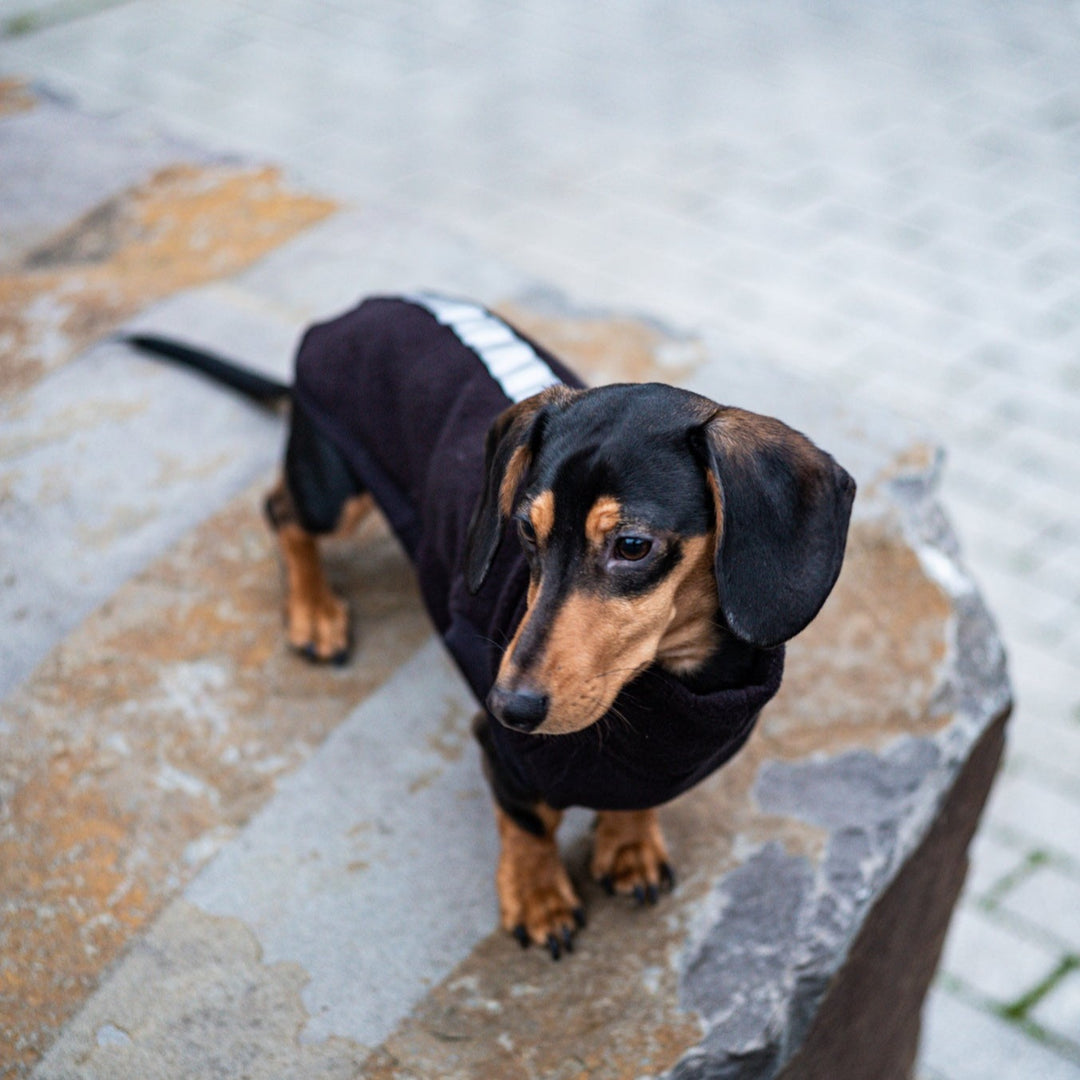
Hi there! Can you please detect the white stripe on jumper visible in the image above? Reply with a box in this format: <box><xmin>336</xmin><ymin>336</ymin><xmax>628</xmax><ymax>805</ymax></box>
<box><xmin>408</xmin><ymin>292</ymin><xmax>561</xmax><ymax>404</ymax></box>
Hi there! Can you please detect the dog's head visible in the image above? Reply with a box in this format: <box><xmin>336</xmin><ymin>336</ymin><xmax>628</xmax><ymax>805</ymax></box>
<box><xmin>466</xmin><ymin>383</ymin><xmax>855</xmax><ymax>735</ymax></box>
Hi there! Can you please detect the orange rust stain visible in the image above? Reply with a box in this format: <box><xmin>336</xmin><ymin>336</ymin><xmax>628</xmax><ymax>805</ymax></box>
<box><xmin>0</xmin><ymin>78</ymin><xmax>35</xmax><ymax>117</ymax></box>
<box><xmin>1</xmin><ymin>163</ymin><xmax>336</xmax><ymax>398</ymax></box>
<box><xmin>762</xmin><ymin>517</ymin><xmax>953</xmax><ymax>759</ymax></box>
<box><xmin>860</xmin><ymin>440</ymin><xmax>940</xmax><ymax>501</ymax></box>
<box><xmin>0</xmin><ymin>752</ymin><xmax>154</xmax><ymax>1076</ymax></box>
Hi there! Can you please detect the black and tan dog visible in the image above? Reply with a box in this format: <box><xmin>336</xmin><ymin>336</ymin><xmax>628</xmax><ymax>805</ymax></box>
<box><xmin>128</xmin><ymin>293</ymin><xmax>855</xmax><ymax>959</ymax></box>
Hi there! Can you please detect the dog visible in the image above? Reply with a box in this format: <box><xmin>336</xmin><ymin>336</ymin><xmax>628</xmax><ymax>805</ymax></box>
<box><xmin>128</xmin><ymin>293</ymin><xmax>855</xmax><ymax>959</ymax></box>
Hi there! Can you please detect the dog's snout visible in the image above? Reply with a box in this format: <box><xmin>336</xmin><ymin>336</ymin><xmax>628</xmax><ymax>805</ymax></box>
<box><xmin>487</xmin><ymin>685</ymin><xmax>549</xmax><ymax>732</ymax></box>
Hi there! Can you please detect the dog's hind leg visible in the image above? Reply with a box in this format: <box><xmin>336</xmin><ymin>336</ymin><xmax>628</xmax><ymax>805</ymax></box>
<box><xmin>265</xmin><ymin>403</ymin><xmax>371</xmax><ymax>663</ymax></box>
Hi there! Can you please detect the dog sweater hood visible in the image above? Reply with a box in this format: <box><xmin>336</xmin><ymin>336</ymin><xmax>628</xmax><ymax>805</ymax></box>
<box><xmin>291</xmin><ymin>295</ymin><xmax>783</xmax><ymax>812</ymax></box>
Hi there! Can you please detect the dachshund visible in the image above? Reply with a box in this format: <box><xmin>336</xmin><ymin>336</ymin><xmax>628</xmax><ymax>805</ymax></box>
<box><xmin>127</xmin><ymin>292</ymin><xmax>855</xmax><ymax>959</ymax></box>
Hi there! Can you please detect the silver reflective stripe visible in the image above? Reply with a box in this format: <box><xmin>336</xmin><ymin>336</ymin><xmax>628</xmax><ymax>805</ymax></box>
<box><xmin>407</xmin><ymin>292</ymin><xmax>561</xmax><ymax>404</ymax></box>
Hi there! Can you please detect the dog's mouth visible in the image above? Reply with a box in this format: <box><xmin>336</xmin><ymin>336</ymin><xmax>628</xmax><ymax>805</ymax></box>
<box><xmin>487</xmin><ymin>593</ymin><xmax>674</xmax><ymax>735</ymax></box>
<box><xmin>486</xmin><ymin>667</ymin><xmax>637</xmax><ymax>736</ymax></box>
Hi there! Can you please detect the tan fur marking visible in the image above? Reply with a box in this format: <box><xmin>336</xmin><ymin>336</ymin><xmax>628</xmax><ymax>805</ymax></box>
<box><xmin>494</xmin><ymin>805</ymin><xmax>582</xmax><ymax>946</ymax></box>
<box><xmin>491</xmin><ymin>384</ymin><xmax>582</xmax><ymax>521</ymax></box>
<box><xmin>499</xmin><ymin>533</ymin><xmax>717</xmax><ymax>733</ymax></box>
<box><xmin>585</xmin><ymin>495</ymin><xmax>622</xmax><ymax>547</ymax></box>
<box><xmin>709</xmin><ymin>406</ymin><xmax>825</xmax><ymax>479</ymax></box>
<box><xmin>591</xmin><ymin>808</ymin><xmax>671</xmax><ymax>894</ymax></box>
<box><xmin>330</xmin><ymin>492</ymin><xmax>375</xmax><ymax>539</ymax></box>
<box><xmin>530</xmin><ymin>489</ymin><xmax>556</xmax><ymax>545</ymax></box>
<box><xmin>499</xmin><ymin>444</ymin><xmax>530</xmax><ymax>518</ymax></box>
<box><xmin>704</xmin><ymin>469</ymin><xmax>724</xmax><ymax>548</ymax></box>
<box><xmin>277</xmin><ymin>522</ymin><xmax>349</xmax><ymax>659</ymax></box>
<box><xmin>656</xmin><ymin>533</ymin><xmax>720</xmax><ymax>672</ymax></box>
<box><xmin>496</xmin><ymin>579</ymin><xmax>539</xmax><ymax>685</ymax></box>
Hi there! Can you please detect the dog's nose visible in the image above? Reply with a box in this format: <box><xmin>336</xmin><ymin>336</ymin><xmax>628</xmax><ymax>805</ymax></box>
<box><xmin>487</xmin><ymin>686</ymin><xmax>549</xmax><ymax>732</ymax></box>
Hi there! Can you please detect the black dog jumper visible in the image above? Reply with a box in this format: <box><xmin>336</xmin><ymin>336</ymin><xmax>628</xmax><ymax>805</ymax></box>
<box><xmin>290</xmin><ymin>294</ymin><xmax>784</xmax><ymax>823</ymax></box>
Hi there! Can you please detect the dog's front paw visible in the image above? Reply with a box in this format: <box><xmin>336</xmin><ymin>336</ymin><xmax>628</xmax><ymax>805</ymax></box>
<box><xmin>286</xmin><ymin>588</ymin><xmax>350</xmax><ymax>664</ymax></box>
<box><xmin>591</xmin><ymin>809</ymin><xmax>675</xmax><ymax>906</ymax></box>
<box><xmin>497</xmin><ymin>825</ymin><xmax>584</xmax><ymax>960</ymax></box>
<box><xmin>503</xmin><ymin>878</ymin><xmax>586</xmax><ymax>961</ymax></box>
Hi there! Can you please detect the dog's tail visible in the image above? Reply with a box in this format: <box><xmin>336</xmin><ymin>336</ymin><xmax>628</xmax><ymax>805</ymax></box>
<box><xmin>122</xmin><ymin>334</ymin><xmax>291</xmax><ymax>406</ymax></box>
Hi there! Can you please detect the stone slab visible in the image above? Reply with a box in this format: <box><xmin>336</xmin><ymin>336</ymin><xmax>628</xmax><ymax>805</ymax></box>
<box><xmin>0</xmin><ymin>338</ymin><xmax>283</xmax><ymax>697</ymax></box>
<box><xmin>184</xmin><ymin>639</ymin><xmax>502</xmax><ymax>1048</ymax></box>
<box><xmin>2</xmin><ymin>74</ymin><xmax>1013</xmax><ymax>1080</ymax></box>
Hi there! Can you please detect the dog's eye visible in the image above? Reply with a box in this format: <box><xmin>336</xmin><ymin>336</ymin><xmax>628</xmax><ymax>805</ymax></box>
<box><xmin>517</xmin><ymin>518</ymin><xmax>537</xmax><ymax>547</ymax></box>
<box><xmin>613</xmin><ymin>536</ymin><xmax>652</xmax><ymax>561</ymax></box>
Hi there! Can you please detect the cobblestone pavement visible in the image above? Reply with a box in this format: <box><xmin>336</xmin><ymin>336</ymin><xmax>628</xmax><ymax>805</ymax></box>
<box><xmin>3</xmin><ymin>1</ymin><xmax>1079</xmax><ymax>1075</ymax></box>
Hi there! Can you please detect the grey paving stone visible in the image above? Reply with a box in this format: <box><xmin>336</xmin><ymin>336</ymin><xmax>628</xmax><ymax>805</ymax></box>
<box><xmin>232</xmin><ymin>208</ymin><xmax>536</xmax><ymax>323</ymax></box>
<box><xmin>938</xmin><ymin>904</ymin><xmax>1061</xmax><ymax>1005</ymax></box>
<box><xmin>945</xmin><ymin>496</ymin><xmax>1048</xmax><ymax>575</ymax></box>
<box><xmin>1032</xmin><ymin>970</ymin><xmax>1080</xmax><ymax>1050</ymax></box>
<box><xmin>919</xmin><ymin>987</ymin><xmax>1080</xmax><ymax>1080</ymax></box>
<box><xmin>985</xmin><ymin>769</ymin><xmax>1080</xmax><ymax>869</ymax></box>
<box><xmin>962</xmin><ymin>829</ymin><xmax>1031</xmax><ymax>902</ymax></box>
<box><xmin>1001</xmin><ymin>866</ymin><xmax>1080</xmax><ymax>953</ymax></box>
<box><xmin>954</xmin><ymin>561</ymin><xmax>1077</xmax><ymax>657</ymax></box>
<box><xmin>1008</xmin><ymin>710</ymin><xmax>1080</xmax><ymax>790</ymax></box>
<box><xmin>0</xmin><ymin>0</ymin><xmax>60</xmax><ymax>22</ymax></box>
<box><xmin>1006</xmin><ymin>640</ymin><xmax>1080</xmax><ymax>722</ymax></box>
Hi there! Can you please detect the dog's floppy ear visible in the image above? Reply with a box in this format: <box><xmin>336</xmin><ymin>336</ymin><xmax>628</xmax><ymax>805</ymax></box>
<box><xmin>465</xmin><ymin>385</ymin><xmax>578</xmax><ymax>593</ymax></box>
<box><xmin>693</xmin><ymin>407</ymin><xmax>856</xmax><ymax>648</ymax></box>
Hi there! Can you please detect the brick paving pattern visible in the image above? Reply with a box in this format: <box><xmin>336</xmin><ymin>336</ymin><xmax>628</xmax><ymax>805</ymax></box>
<box><xmin>2</xmin><ymin>1</ymin><xmax>1078</xmax><ymax>1075</ymax></box>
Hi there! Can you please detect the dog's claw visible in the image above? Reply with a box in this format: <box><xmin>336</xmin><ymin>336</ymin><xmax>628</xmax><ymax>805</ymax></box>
<box><xmin>511</xmin><ymin>921</ymin><xmax>578</xmax><ymax>958</ymax></box>
<box><xmin>572</xmin><ymin>906</ymin><xmax>587</xmax><ymax>928</ymax></box>
<box><xmin>294</xmin><ymin>640</ymin><xmax>351</xmax><ymax>665</ymax></box>
<box><xmin>546</xmin><ymin>933</ymin><xmax>562</xmax><ymax>961</ymax></box>
<box><xmin>592</xmin><ymin>812</ymin><xmax>674</xmax><ymax>907</ymax></box>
